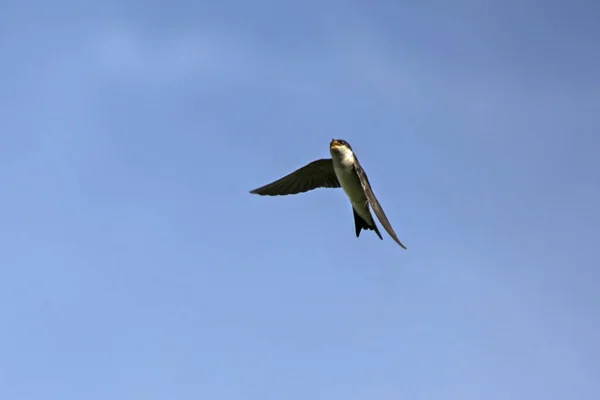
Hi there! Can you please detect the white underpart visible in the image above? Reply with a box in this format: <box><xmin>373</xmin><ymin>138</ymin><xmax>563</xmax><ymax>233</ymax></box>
<box><xmin>330</xmin><ymin>146</ymin><xmax>374</xmax><ymax>224</ymax></box>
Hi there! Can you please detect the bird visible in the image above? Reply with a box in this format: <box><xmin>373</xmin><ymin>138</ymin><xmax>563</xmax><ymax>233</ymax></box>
<box><xmin>249</xmin><ymin>139</ymin><xmax>407</xmax><ymax>249</ymax></box>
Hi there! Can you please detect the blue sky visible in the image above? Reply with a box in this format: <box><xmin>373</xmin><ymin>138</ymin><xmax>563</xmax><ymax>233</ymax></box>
<box><xmin>1</xmin><ymin>1</ymin><xmax>599</xmax><ymax>399</ymax></box>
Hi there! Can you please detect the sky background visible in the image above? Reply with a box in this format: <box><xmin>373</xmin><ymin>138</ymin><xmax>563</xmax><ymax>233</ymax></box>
<box><xmin>1</xmin><ymin>0</ymin><xmax>599</xmax><ymax>399</ymax></box>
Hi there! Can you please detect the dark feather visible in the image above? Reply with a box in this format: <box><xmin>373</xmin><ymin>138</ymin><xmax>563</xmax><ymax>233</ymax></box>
<box><xmin>353</xmin><ymin>207</ymin><xmax>382</xmax><ymax>239</ymax></box>
<box><xmin>354</xmin><ymin>158</ymin><xmax>407</xmax><ymax>249</ymax></box>
<box><xmin>249</xmin><ymin>158</ymin><xmax>340</xmax><ymax>196</ymax></box>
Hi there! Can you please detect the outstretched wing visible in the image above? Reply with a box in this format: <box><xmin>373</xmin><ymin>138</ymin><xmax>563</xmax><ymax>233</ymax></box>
<box><xmin>249</xmin><ymin>158</ymin><xmax>340</xmax><ymax>196</ymax></box>
<box><xmin>354</xmin><ymin>159</ymin><xmax>407</xmax><ymax>249</ymax></box>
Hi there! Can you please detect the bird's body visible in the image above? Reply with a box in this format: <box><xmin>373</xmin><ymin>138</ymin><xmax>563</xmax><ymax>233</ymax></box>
<box><xmin>249</xmin><ymin>139</ymin><xmax>407</xmax><ymax>249</ymax></box>
<box><xmin>330</xmin><ymin>141</ymin><xmax>376</xmax><ymax>228</ymax></box>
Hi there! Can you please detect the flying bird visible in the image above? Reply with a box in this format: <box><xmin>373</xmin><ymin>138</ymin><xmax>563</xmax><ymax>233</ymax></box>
<box><xmin>249</xmin><ymin>139</ymin><xmax>407</xmax><ymax>249</ymax></box>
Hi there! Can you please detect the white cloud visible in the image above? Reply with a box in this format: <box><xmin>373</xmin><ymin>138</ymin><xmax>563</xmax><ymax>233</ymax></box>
<box><xmin>75</xmin><ymin>20</ymin><xmax>600</xmax><ymax>140</ymax></box>
<box><xmin>88</xmin><ymin>29</ymin><xmax>256</xmax><ymax>86</ymax></box>
<box><xmin>84</xmin><ymin>25</ymin><xmax>422</xmax><ymax>102</ymax></box>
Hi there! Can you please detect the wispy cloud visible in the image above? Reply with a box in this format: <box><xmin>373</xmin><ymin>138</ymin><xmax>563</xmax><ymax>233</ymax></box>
<box><xmin>81</xmin><ymin>24</ymin><xmax>426</xmax><ymax>103</ymax></box>
<box><xmin>5</xmin><ymin>10</ymin><xmax>597</xmax><ymax>162</ymax></box>
<box><xmin>88</xmin><ymin>29</ymin><xmax>259</xmax><ymax>87</ymax></box>
<box><xmin>82</xmin><ymin>21</ymin><xmax>599</xmax><ymax>135</ymax></box>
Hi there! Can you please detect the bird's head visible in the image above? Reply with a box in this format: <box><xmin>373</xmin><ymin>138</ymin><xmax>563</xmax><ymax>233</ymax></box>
<box><xmin>329</xmin><ymin>138</ymin><xmax>354</xmax><ymax>161</ymax></box>
<box><xmin>330</xmin><ymin>138</ymin><xmax>352</xmax><ymax>150</ymax></box>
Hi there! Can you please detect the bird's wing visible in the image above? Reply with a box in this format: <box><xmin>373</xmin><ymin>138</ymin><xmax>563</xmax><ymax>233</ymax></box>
<box><xmin>354</xmin><ymin>159</ymin><xmax>407</xmax><ymax>249</ymax></box>
<box><xmin>249</xmin><ymin>158</ymin><xmax>340</xmax><ymax>196</ymax></box>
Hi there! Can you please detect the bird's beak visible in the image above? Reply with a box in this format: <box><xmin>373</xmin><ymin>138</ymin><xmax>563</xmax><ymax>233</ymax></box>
<box><xmin>330</xmin><ymin>139</ymin><xmax>341</xmax><ymax>148</ymax></box>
